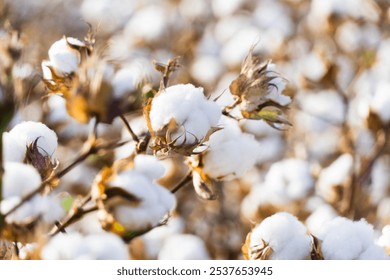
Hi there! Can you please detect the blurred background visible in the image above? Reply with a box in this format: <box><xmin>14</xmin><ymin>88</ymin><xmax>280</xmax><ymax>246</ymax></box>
<box><xmin>1</xmin><ymin>0</ymin><xmax>390</xmax><ymax>259</ymax></box>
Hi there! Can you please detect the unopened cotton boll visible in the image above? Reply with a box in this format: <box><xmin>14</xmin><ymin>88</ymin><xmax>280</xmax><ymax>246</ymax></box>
<box><xmin>158</xmin><ymin>234</ymin><xmax>210</xmax><ymax>260</ymax></box>
<box><xmin>48</xmin><ymin>37</ymin><xmax>83</xmax><ymax>75</ymax></box>
<box><xmin>149</xmin><ymin>83</ymin><xmax>221</xmax><ymax>146</ymax></box>
<box><xmin>3</xmin><ymin>121</ymin><xmax>58</xmax><ymax>164</ymax></box>
<box><xmin>202</xmin><ymin>117</ymin><xmax>259</xmax><ymax>181</ymax></box>
<box><xmin>318</xmin><ymin>217</ymin><xmax>389</xmax><ymax>260</ymax></box>
<box><xmin>248</xmin><ymin>212</ymin><xmax>312</xmax><ymax>260</ymax></box>
<box><xmin>41</xmin><ymin>232</ymin><xmax>130</xmax><ymax>260</ymax></box>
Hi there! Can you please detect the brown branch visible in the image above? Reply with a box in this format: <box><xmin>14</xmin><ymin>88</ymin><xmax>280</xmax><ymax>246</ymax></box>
<box><xmin>170</xmin><ymin>171</ymin><xmax>192</xmax><ymax>194</ymax></box>
<box><xmin>119</xmin><ymin>114</ymin><xmax>139</xmax><ymax>143</ymax></box>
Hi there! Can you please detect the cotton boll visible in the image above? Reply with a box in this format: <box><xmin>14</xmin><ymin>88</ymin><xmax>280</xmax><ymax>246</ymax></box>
<box><xmin>301</xmin><ymin>52</ymin><xmax>328</xmax><ymax>82</ymax></box>
<box><xmin>158</xmin><ymin>234</ymin><xmax>210</xmax><ymax>260</ymax></box>
<box><xmin>211</xmin><ymin>0</ymin><xmax>245</xmax><ymax>18</ymax></box>
<box><xmin>3</xmin><ymin>121</ymin><xmax>58</xmax><ymax>163</ymax></box>
<box><xmin>202</xmin><ymin>117</ymin><xmax>259</xmax><ymax>181</ymax></box>
<box><xmin>264</xmin><ymin>159</ymin><xmax>314</xmax><ymax>202</ymax></box>
<box><xmin>370</xmin><ymin>82</ymin><xmax>390</xmax><ymax>123</ymax></box>
<box><xmin>377</xmin><ymin>225</ymin><xmax>390</xmax><ymax>255</ymax></box>
<box><xmin>318</xmin><ymin>217</ymin><xmax>388</xmax><ymax>260</ymax></box>
<box><xmin>305</xmin><ymin>204</ymin><xmax>338</xmax><ymax>236</ymax></box>
<box><xmin>41</xmin><ymin>232</ymin><xmax>130</xmax><ymax>260</ymax></box>
<box><xmin>80</xmin><ymin>0</ymin><xmax>134</xmax><ymax>34</ymax></box>
<box><xmin>140</xmin><ymin>216</ymin><xmax>185</xmax><ymax>259</ymax></box>
<box><xmin>316</xmin><ymin>154</ymin><xmax>353</xmax><ymax>203</ymax></box>
<box><xmin>124</xmin><ymin>5</ymin><xmax>168</xmax><ymax>43</ymax></box>
<box><xmin>48</xmin><ymin>37</ymin><xmax>83</xmax><ymax>75</ymax></box>
<box><xmin>149</xmin><ymin>84</ymin><xmax>221</xmax><ymax>147</ymax></box>
<box><xmin>2</xmin><ymin>162</ymin><xmax>64</xmax><ymax>224</ymax></box>
<box><xmin>179</xmin><ymin>0</ymin><xmax>211</xmax><ymax>21</ymax></box>
<box><xmin>98</xmin><ymin>156</ymin><xmax>177</xmax><ymax>231</ymax></box>
<box><xmin>369</xmin><ymin>156</ymin><xmax>390</xmax><ymax>204</ymax></box>
<box><xmin>191</xmin><ymin>55</ymin><xmax>223</xmax><ymax>85</ymax></box>
<box><xmin>298</xmin><ymin>90</ymin><xmax>346</xmax><ymax>125</ymax></box>
<box><xmin>249</xmin><ymin>212</ymin><xmax>311</xmax><ymax>260</ymax></box>
<box><xmin>221</xmin><ymin>27</ymin><xmax>262</xmax><ymax>68</ymax></box>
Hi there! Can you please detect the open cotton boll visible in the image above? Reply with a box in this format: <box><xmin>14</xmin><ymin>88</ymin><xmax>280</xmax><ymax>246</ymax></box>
<box><xmin>2</xmin><ymin>162</ymin><xmax>64</xmax><ymax>224</ymax></box>
<box><xmin>149</xmin><ymin>84</ymin><xmax>221</xmax><ymax>146</ymax></box>
<box><xmin>80</xmin><ymin>0</ymin><xmax>134</xmax><ymax>34</ymax></box>
<box><xmin>305</xmin><ymin>203</ymin><xmax>338</xmax><ymax>236</ymax></box>
<box><xmin>48</xmin><ymin>37</ymin><xmax>83</xmax><ymax>75</ymax></box>
<box><xmin>316</xmin><ymin>154</ymin><xmax>353</xmax><ymax>202</ymax></box>
<box><xmin>318</xmin><ymin>217</ymin><xmax>389</xmax><ymax>260</ymax></box>
<box><xmin>100</xmin><ymin>156</ymin><xmax>176</xmax><ymax>231</ymax></box>
<box><xmin>140</xmin><ymin>216</ymin><xmax>185</xmax><ymax>259</ymax></box>
<box><xmin>377</xmin><ymin>225</ymin><xmax>390</xmax><ymax>255</ymax></box>
<box><xmin>158</xmin><ymin>234</ymin><xmax>210</xmax><ymax>260</ymax></box>
<box><xmin>191</xmin><ymin>55</ymin><xmax>223</xmax><ymax>85</ymax></box>
<box><xmin>41</xmin><ymin>232</ymin><xmax>130</xmax><ymax>260</ymax></box>
<box><xmin>263</xmin><ymin>159</ymin><xmax>314</xmax><ymax>203</ymax></box>
<box><xmin>298</xmin><ymin>90</ymin><xmax>346</xmax><ymax>125</ymax></box>
<box><xmin>211</xmin><ymin>0</ymin><xmax>244</xmax><ymax>18</ymax></box>
<box><xmin>370</xmin><ymin>82</ymin><xmax>390</xmax><ymax>123</ymax></box>
<box><xmin>202</xmin><ymin>117</ymin><xmax>259</xmax><ymax>181</ymax></box>
<box><xmin>369</xmin><ymin>156</ymin><xmax>390</xmax><ymax>204</ymax></box>
<box><xmin>249</xmin><ymin>212</ymin><xmax>311</xmax><ymax>260</ymax></box>
<box><xmin>124</xmin><ymin>5</ymin><xmax>168</xmax><ymax>43</ymax></box>
<box><xmin>3</xmin><ymin>121</ymin><xmax>58</xmax><ymax>163</ymax></box>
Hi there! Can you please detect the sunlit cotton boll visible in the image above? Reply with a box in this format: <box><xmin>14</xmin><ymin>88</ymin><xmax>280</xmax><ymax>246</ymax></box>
<box><xmin>158</xmin><ymin>234</ymin><xmax>210</xmax><ymax>260</ymax></box>
<box><xmin>317</xmin><ymin>217</ymin><xmax>389</xmax><ymax>260</ymax></box>
<box><xmin>41</xmin><ymin>232</ymin><xmax>130</xmax><ymax>260</ymax></box>
<box><xmin>3</xmin><ymin>121</ymin><xmax>57</xmax><ymax>163</ymax></box>
<box><xmin>1</xmin><ymin>162</ymin><xmax>64</xmax><ymax>224</ymax></box>
<box><xmin>47</xmin><ymin>37</ymin><xmax>84</xmax><ymax>75</ymax></box>
<box><xmin>202</xmin><ymin>117</ymin><xmax>259</xmax><ymax>181</ymax></box>
<box><xmin>377</xmin><ymin>225</ymin><xmax>390</xmax><ymax>255</ymax></box>
<box><xmin>99</xmin><ymin>155</ymin><xmax>176</xmax><ymax>231</ymax></box>
<box><xmin>149</xmin><ymin>84</ymin><xmax>221</xmax><ymax>146</ymax></box>
<box><xmin>249</xmin><ymin>212</ymin><xmax>312</xmax><ymax>260</ymax></box>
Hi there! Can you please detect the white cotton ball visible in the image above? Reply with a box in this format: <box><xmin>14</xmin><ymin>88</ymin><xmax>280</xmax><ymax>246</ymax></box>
<box><xmin>377</xmin><ymin>225</ymin><xmax>390</xmax><ymax>252</ymax></box>
<box><xmin>141</xmin><ymin>216</ymin><xmax>185</xmax><ymax>259</ymax></box>
<box><xmin>3</xmin><ymin>121</ymin><xmax>58</xmax><ymax>163</ymax></box>
<box><xmin>124</xmin><ymin>5</ymin><xmax>168</xmax><ymax>42</ymax></box>
<box><xmin>158</xmin><ymin>234</ymin><xmax>210</xmax><ymax>260</ymax></box>
<box><xmin>48</xmin><ymin>37</ymin><xmax>83</xmax><ymax>75</ymax></box>
<box><xmin>305</xmin><ymin>204</ymin><xmax>338</xmax><ymax>236</ymax></box>
<box><xmin>301</xmin><ymin>52</ymin><xmax>328</xmax><ymax>82</ymax></box>
<box><xmin>134</xmin><ymin>155</ymin><xmax>166</xmax><ymax>180</ymax></box>
<box><xmin>318</xmin><ymin>217</ymin><xmax>388</xmax><ymax>260</ymax></box>
<box><xmin>264</xmin><ymin>159</ymin><xmax>314</xmax><ymax>203</ymax></box>
<box><xmin>42</xmin><ymin>232</ymin><xmax>130</xmax><ymax>260</ymax></box>
<box><xmin>80</xmin><ymin>0</ymin><xmax>134</xmax><ymax>34</ymax></box>
<box><xmin>298</xmin><ymin>90</ymin><xmax>346</xmax><ymax>125</ymax></box>
<box><xmin>211</xmin><ymin>0</ymin><xmax>244</xmax><ymax>18</ymax></box>
<box><xmin>316</xmin><ymin>154</ymin><xmax>353</xmax><ymax>201</ymax></box>
<box><xmin>149</xmin><ymin>84</ymin><xmax>221</xmax><ymax>145</ymax></box>
<box><xmin>2</xmin><ymin>162</ymin><xmax>41</xmax><ymax>199</ymax></box>
<box><xmin>107</xmin><ymin>163</ymin><xmax>176</xmax><ymax>231</ymax></box>
<box><xmin>202</xmin><ymin>117</ymin><xmax>259</xmax><ymax>181</ymax></box>
<box><xmin>250</xmin><ymin>212</ymin><xmax>311</xmax><ymax>260</ymax></box>
<box><xmin>371</xmin><ymin>82</ymin><xmax>390</xmax><ymax>123</ymax></box>
<box><xmin>191</xmin><ymin>55</ymin><xmax>223</xmax><ymax>85</ymax></box>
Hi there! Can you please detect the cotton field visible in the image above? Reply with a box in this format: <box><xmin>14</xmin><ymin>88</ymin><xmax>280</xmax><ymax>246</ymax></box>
<box><xmin>1</xmin><ymin>0</ymin><xmax>390</xmax><ymax>260</ymax></box>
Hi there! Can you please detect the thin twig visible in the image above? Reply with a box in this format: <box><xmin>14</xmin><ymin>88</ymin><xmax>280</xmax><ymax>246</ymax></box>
<box><xmin>119</xmin><ymin>114</ymin><xmax>139</xmax><ymax>143</ymax></box>
<box><xmin>170</xmin><ymin>171</ymin><xmax>192</xmax><ymax>194</ymax></box>
<box><xmin>50</xmin><ymin>204</ymin><xmax>98</xmax><ymax>236</ymax></box>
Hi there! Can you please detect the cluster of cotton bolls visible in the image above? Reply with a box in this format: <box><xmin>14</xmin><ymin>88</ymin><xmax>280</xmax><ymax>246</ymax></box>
<box><xmin>1</xmin><ymin>0</ymin><xmax>390</xmax><ymax>260</ymax></box>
